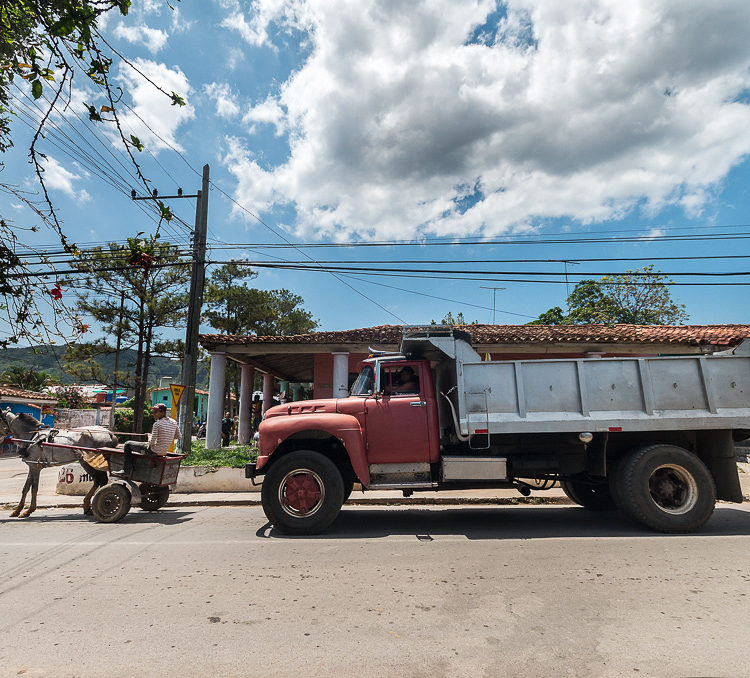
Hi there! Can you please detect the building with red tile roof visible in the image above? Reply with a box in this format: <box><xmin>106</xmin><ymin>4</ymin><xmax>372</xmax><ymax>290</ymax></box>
<box><xmin>197</xmin><ymin>323</ymin><xmax>750</xmax><ymax>447</ymax></box>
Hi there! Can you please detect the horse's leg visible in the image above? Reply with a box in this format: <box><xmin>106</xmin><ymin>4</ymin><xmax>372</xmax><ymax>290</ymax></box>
<box><xmin>82</xmin><ymin>464</ymin><xmax>107</xmax><ymax>515</ymax></box>
<box><xmin>9</xmin><ymin>469</ymin><xmax>33</xmax><ymax>517</ymax></box>
<box><xmin>20</xmin><ymin>465</ymin><xmax>42</xmax><ymax>518</ymax></box>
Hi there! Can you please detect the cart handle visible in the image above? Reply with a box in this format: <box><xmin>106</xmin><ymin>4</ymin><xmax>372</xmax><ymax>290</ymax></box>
<box><xmin>38</xmin><ymin>441</ymin><xmax>106</xmax><ymax>453</ymax></box>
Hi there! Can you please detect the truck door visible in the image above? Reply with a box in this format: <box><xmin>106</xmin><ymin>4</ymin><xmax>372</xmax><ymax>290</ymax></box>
<box><xmin>364</xmin><ymin>362</ymin><xmax>431</xmax><ymax>464</ymax></box>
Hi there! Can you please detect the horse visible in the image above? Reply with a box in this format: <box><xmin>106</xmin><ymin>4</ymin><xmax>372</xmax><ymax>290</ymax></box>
<box><xmin>1</xmin><ymin>409</ymin><xmax>117</xmax><ymax>518</ymax></box>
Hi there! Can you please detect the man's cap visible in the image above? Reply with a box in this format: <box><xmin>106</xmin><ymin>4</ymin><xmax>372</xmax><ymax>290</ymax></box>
<box><xmin>153</xmin><ymin>403</ymin><xmax>167</xmax><ymax>412</ymax></box>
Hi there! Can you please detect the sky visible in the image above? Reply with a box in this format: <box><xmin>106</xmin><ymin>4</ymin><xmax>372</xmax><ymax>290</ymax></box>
<box><xmin>3</xmin><ymin>0</ymin><xmax>750</xmax><ymax>344</ymax></box>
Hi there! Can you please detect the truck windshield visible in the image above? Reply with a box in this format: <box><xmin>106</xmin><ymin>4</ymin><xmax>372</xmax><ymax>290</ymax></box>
<box><xmin>350</xmin><ymin>365</ymin><xmax>375</xmax><ymax>396</ymax></box>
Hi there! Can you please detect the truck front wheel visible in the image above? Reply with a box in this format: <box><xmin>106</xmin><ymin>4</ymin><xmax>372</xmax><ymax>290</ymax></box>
<box><xmin>261</xmin><ymin>450</ymin><xmax>345</xmax><ymax>535</ymax></box>
<box><xmin>560</xmin><ymin>479</ymin><xmax>615</xmax><ymax>511</ymax></box>
<box><xmin>612</xmin><ymin>444</ymin><xmax>716</xmax><ymax>533</ymax></box>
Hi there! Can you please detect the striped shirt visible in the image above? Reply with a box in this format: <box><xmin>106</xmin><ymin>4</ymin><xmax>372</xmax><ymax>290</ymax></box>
<box><xmin>149</xmin><ymin>416</ymin><xmax>181</xmax><ymax>455</ymax></box>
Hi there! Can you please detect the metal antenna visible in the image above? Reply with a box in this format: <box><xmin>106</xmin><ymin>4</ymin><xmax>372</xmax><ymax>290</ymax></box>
<box><xmin>480</xmin><ymin>286</ymin><xmax>506</xmax><ymax>324</ymax></box>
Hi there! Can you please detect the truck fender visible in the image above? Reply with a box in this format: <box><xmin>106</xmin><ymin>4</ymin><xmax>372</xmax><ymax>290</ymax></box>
<box><xmin>257</xmin><ymin>413</ymin><xmax>370</xmax><ymax>486</ymax></box>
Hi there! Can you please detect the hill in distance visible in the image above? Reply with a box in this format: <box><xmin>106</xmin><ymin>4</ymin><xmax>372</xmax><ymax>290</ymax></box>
<box><xmin>0</xmin><ymin>345</ymin><xmax>208</xmax><ymax>389</ymax></box>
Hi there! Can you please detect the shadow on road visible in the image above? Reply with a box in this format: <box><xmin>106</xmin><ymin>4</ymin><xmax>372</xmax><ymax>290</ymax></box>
<box><xmin>0</xmin><ymin>508</ymin><xmax>195</xmax><ymax>526</ymax></box>
<box><xmin>258</xmin><ymin>505</ymin><xmax>750</xmax><ymax>540</ymax></box>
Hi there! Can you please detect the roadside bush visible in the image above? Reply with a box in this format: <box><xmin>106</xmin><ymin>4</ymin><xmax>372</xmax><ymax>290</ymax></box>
<box><xmin>113</xmin><ymin>407</ymin><xmax>154</xmax><ymax>433</ymax></box>
<box><xmin>183</xmin><ymin>439</ymin><xmax>258</xmax><ymax>471</ymax></box>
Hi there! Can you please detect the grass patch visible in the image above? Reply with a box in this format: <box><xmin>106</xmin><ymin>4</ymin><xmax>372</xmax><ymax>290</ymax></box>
<box><xmin>183</xmin><ymin>439</ymin><xmax>258</xmax><ymax>471</ymax></box>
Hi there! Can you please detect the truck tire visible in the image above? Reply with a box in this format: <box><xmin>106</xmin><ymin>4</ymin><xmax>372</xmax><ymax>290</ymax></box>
<box><xmin>613</xmin><ymin>444</ymin><xmax>716</xmax><ymax>533</ymax></box>
<box><xmin>261</xmin><ymin>450</ymin><xmax>345</xmax><ymax>535</ymax></box>
<box><xmin>342</xmin><ymin>478</ymin><xmax>355</xmax><ymax>503</ymax></box>
<box><xmin>560</xmin><ymin>479</ymin><xmax>615</xmax><ymax>511</ymax></box>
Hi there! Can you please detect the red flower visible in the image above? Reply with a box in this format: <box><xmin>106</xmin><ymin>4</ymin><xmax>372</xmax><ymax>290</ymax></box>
<box><xmin>49</xmin><ymin>284</ymin><xmax>63</xmax><ymax>301</ymax></box>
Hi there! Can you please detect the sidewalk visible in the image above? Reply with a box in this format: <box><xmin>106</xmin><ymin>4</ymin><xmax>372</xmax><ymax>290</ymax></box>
<box><xmin>2</xmin><ymin>454</ymin><xmax>749</xmax><ymax>511</ymax></box>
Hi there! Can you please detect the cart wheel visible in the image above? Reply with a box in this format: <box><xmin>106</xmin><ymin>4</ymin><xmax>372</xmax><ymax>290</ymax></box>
<box><xmin>91</xmin><ymin>484</ymin><xmax>131</xmax><ymax>523</ymax></box>
<box><xmin>139</xmin><ymin>484</ymin><xmax>170</xmax><ymax>511</ymax></box>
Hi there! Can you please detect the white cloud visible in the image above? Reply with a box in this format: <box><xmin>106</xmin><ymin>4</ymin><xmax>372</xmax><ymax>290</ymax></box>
<box><xmin>204</xmin><ymin>82</ymin><xmax>240</xmax><ymax>119</ymax></box>
<box><xmin>113</xmin><ymin>23</ymin><xmax>169</xmax><ymax>54</ymax></box>
<box><xmin>40</xmin><ymin>157</ymin><xmax>91</xmax><ymax>203</ymax></box>
<box><xmin>222</xmin><ymin>0</ymin><xmax>750</xmax><ymax>241</ymax></box>
<box><xmin>220</xmin><ymin>0</ymin><xmax>314</xmax><ymax>47</ymax></box>
<box><xmin>226</xmin><ymin>47</ymin><xmax>245</xmax><ymax>71</ymax></box>
<box><xmin>170</xmin><ymin>7</ymin><xmax>195</xmax><ymax>33</ymax></box>
<box><xmin>115</xmin><ymin>59</ymin><xmax>195</xmax><ymax>153</ymax></box>
<box><xmin>242</xmin><ymin>97</ymin><xmax>285</xmax><ymax>135</ymax></box>
<box><xmin>140</xmin><ymin>0</ymin><xmax>163</xmax><ymax>14</ymax></box>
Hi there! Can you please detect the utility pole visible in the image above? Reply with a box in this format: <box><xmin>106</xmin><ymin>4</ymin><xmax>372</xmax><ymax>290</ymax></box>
<box><xmin>131</xmin><ymin>164</ymin><xmax>209</xmax><ymax>453</ymax></box>
<box><xmin>178</xmin><ymin>164</ymin><xmax>210</xmax><ymax>453</ymax></box>
<box><xmin>109</xmin><ymin>290</ymin><xmax>126</xmax><ymax>431</ymax></box>
<box><xmin>480</xmin><ymin>286</ymin><xmax>506</xmax><ymax>324</ymax></box>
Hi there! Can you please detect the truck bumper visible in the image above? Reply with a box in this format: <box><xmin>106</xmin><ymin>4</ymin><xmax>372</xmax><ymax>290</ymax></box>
<box><xmin>245</xmin><ymin>462</ymin><xmax>260</xmax><ymax>484</ymax></box>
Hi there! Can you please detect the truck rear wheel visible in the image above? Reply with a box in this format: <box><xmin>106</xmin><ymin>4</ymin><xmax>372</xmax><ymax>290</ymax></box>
<box><xmin>560</xmin><ymin>479</ymin><xmax>615</xmax><ymax>511</ymax></box>
<box><xmin>612</xmin><ymin>444</ymin><xmax>716</xmax><ymax>533</ymax></box>
<box><xmin>261</xmin><ymin>450</ymin><xmax>345</xmax><ymax>535</ymax></box>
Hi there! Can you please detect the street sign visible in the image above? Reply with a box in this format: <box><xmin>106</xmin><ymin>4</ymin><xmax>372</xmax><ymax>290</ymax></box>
<box><xmin>169</xmin><ymin>384</ymin><xmax>186</xmax><ymax>453</ymax></box>
<box><xmin>170</xmin><ymin>384</ymin><xmax>186</xmax><ymax>408</ymax></box>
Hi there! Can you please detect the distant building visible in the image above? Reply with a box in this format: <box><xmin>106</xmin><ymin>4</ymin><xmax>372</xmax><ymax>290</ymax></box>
<box><xmin>147</xmin><ymin>386</ymin><xmax>237</xmax><ymax>422</ymax></box>
<box><xmin>0</xmin><ymin>385</ymin><xmax>58</xmax><ymax>427</ymax></box>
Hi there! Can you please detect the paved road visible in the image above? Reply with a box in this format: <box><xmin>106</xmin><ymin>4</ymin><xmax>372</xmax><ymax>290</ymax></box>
<box><xmin>2</xmin><ymin>504</ymin><xmax>750</xmax><ymax>678</ymax></box>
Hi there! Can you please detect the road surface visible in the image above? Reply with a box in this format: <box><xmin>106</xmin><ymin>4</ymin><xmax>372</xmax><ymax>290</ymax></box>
<box><xmin>2</xmin><ymin>503</ymin><xmax>750</xmax><ymax>677</ymax></box>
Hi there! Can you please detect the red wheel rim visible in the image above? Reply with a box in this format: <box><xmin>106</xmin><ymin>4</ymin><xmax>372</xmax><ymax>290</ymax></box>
<box><xmin>279</xmin><ymin>469</ymin><xmax>325</xmax><ymax>517</ymax></box>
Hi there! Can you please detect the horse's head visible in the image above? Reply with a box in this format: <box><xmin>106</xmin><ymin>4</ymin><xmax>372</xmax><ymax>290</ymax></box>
<box><xmin>3</xmin><ymin>411</ymin><xmax>45</xmax><ymax>437</ymax></box>
<box><xmin>1</xmin><ymin>408</ymin><xmax>15</xmax><ymax>436</ymax></box>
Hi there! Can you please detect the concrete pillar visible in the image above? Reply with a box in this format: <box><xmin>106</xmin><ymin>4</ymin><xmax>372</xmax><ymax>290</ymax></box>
<box><xmin>238</xmin><ymin>364</ymin><xmax>254</xmax><ymax>444</ymax></box>
<box><xmin>332</xmin><ymin>352</ymin><xmax>349</xmax><ymax>398</ymax></box>
<box><xmin>262</xmin><ymin>373</ymin><xmax>274</xmax><ymax>414</ymax></box>
<box><xmin>291</xmin><ymin>383</ymin><xmax>302</xmax><ymax>401</ymax></box>
<box><xmin>205</xmin><ymin>352</ymin><xmax>226</xmax><ymax>450</ymax></box>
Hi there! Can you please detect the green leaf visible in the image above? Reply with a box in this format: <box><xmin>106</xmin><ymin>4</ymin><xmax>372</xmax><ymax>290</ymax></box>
<box><xmin>85</xmin><ymin>103</ymin><xmax>102</xmax><ymax>122</ymax></box>
<box><xmin>170</xmin><ymin>91</ymin><xmax>186</xmax><ymax>107</ymax></box>
<box><xmin>157</xmin><ymin>201</ymin><xmax>173</xmax><ymax>222</ymax></box>
<box><xmin>129</xmin><ymin>134</ymin><xmax>144</xmax><ymax>151</ymax></box>
<box><xmin>31</xmin><ymin>80</ymin><xmax>42</xmax><ymax>99</ymax></box>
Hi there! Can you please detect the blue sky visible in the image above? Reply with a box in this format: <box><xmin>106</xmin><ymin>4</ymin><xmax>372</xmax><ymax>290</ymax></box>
<box><xmin>3</xmin><ymin>0</ymin><xmax>750</xmax><ymax>343</ymax></box>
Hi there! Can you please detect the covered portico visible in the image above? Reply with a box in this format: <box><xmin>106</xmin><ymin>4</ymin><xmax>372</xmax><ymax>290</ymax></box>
<box><xmin>198</xmin><ymin>323</ymin><xmax>750</xmax><ymax>449</ymax></box>
<box><xmin>198</xmin><ymin>328</ymin><xmax>399</xmax><ymax>448</ymax></box>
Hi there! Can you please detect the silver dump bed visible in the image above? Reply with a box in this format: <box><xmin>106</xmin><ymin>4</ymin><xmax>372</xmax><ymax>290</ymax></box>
<box><xmin>403</xmin><ymin>327</ymin><xmax>750</xmax><ymax>436</ymax></box>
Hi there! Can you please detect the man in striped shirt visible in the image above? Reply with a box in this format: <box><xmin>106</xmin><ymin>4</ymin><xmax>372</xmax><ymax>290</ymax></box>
<box><xmin>112</xmin><ymin>403</ymin><xmax>181</xmax><ymax>478</ymax></box>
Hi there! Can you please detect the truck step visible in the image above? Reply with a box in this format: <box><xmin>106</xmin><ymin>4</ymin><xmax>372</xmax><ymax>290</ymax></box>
<box><xmin>367</xmin><ymin>481</ymin><xmax>437</xmax><ymax>490</ymax></box>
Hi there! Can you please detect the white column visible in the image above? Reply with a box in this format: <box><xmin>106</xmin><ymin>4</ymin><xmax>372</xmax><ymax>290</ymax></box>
<box><xmin>332</xmin><ymin>352</ymin><xmax>349</xmax><ymax>398</ymax></box>
<box><xmin>205</xmin><ymin>352</ymin><xmax>226</xmax><ymax>450</ymax></box>
<box><xmin>238</xmin><ymin>364</ymin><xmax>254</xmax><ymax>444</ymax></box>
<box><xmin>262</xmin><ymin>373</ymin><xmax>274</xmax><ymax>414</ymax></box>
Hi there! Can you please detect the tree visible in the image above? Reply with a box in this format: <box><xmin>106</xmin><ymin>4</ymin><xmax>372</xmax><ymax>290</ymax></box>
<box><xmin>54</xmin><ymin>384</ymin><xmax>88</xmax><ymax>409</ymax></box>
<box><xmin>1</xmin><ymin>1</ymin><xmax>185</xmax><ymax>348</ymax></box>
<box><xmin>529</xmin><ymin>266</ymin><xmax>689</xmax><ymax>325</ymax></box>
<box><xmin>203</xmin><ymin>262</ymin><xmax>318</xmax><ymax>337</ymax></box>
<box><xmin>202</xmin><ymin>262</ymin><xmax>318</xmax><ymax>404</ymax></box>
<box><xmin>0</xmin><ymin>365</ymin><xmax>59</xmax><ymax>392</ymax></box>
<box><xmin>68</xmin><ymin>234</ymin><xmax>190</xmax><ymax>432</ymax></box>
<box><xmin>430</xmin><ymin>312</ymin><xmax>478</xmax><ymax>325</ymax></box>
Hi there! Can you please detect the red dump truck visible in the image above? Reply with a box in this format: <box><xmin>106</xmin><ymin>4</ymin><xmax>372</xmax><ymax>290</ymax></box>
<box><xmin>247</xmin><ymin>326</ymin><xmax>750</xmax><ymax>535</ymax></box>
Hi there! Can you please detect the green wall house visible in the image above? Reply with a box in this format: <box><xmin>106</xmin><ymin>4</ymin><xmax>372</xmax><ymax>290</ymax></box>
<box><xmin>148</xmin><ymin>386</ymin><xmax>209</xmax><ymax>423</ymax></box>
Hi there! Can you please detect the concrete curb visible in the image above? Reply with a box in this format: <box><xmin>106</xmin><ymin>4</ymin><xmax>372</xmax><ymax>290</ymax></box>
<box><xmin>55</xmin><ymin>463</ymin><xmax>260</xmax><ymax>496</ymax></box>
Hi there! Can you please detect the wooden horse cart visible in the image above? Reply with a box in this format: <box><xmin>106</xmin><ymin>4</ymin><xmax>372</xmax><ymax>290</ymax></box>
<box><xmin>41</xmin><ymin>442</ymin><xmax>185</xmax><ymax>522</ymax></box>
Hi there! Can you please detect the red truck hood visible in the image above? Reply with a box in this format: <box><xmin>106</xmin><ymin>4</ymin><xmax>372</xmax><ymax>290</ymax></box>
<box><xmin>263</xmin><ymin>397</ymin><xmax>366</xmax><ymax>419</ymax></box>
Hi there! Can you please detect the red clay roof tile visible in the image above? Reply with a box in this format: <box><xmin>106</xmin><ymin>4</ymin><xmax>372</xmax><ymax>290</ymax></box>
<box><xmin>199</xmin><ymin>324</ymin><xmax>750</xmax><ymax>348</ymax></box>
